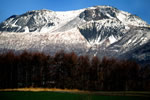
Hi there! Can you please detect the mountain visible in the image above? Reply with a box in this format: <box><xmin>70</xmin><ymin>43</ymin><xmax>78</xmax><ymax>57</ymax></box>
<box><xmin>0</xmin><ymin>6</ymin><xmax>150</xmax><ymax>64</ymax></box>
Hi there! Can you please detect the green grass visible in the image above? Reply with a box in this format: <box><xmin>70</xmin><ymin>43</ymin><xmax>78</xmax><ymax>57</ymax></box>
<box><xmin>0</xmin><ymin>91</ymin><xmax>150</xmax><ymax>100</ymax></box>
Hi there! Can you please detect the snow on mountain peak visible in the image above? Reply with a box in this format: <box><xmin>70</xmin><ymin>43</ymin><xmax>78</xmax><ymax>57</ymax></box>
<box><xmin>0</xmin><ymin>5</ymin><xmax>148</xmax><ymax>33</ymax></box>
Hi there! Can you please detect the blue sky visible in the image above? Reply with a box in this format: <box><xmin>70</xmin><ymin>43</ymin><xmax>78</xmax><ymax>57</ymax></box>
<box><xmin>0</xmin><ymin>0</ymin><xmax>150</xmax><ymax>24</ymax></box>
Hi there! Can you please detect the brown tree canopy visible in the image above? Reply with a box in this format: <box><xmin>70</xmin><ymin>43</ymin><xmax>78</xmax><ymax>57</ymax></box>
<box><xmin>0</xmin><ymin>50</ymin><xmax>150</xmax><ymax>91</ymax></box>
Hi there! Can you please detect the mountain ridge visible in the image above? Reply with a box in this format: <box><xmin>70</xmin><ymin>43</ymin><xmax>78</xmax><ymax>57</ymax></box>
<box><xmin>0</xmin><ymin>6</ymin><xmax>148</xmax><ymax>33</ymax></box>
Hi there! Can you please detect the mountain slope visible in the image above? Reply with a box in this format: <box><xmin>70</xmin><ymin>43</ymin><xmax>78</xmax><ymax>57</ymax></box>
<box><xmin>0</xmin><ymin>28</ymin><xmax>90</xmax><ymax>55</ymax></box>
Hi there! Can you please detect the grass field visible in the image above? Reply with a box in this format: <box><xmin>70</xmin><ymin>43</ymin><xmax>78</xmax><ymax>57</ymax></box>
<box><xmin>0</xmin><ymin>91</ymin><xmax>150</xmax><ymax>100</ymax></box>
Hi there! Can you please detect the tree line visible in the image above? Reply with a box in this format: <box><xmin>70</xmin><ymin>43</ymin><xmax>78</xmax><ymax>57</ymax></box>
<box><xmin>0</xmin><ymin>50</ymin><xmax>150</xmax><ymax>91</ymax></box>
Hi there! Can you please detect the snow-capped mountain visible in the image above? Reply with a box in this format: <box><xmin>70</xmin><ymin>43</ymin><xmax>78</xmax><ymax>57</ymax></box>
<box><xmin>0</xmin><ymin>9</ymin><xmax>84</xmax><ymax>33</ymax></box>
<box><xmin>0</xmin><ymin>6</ymin><xmax>150</xmax><ymax>64</ymax></box>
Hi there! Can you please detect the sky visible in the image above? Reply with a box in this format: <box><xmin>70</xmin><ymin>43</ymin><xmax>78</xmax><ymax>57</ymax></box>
<box><xmin>0</xmin><ymin>0</ymin><xmax>150</xmax><ymax>24</ymax></box>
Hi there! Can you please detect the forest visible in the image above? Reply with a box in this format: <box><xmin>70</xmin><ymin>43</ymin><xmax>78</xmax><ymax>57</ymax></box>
<box><xmin>0</xmin><ymin>50</ymin><xmax>150</xmax><ymax>91</ymax></box>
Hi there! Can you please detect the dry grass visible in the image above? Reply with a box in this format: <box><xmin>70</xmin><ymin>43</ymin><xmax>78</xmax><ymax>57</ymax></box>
<box><xmin>0</xmin><ymin>88</ymin><xmax>150</xmax><ymax>97</ymax></box>
<box><xmin>0</xmin><ymin>88</ymin><xmax>82</xmax><ymax>92</ymax></box>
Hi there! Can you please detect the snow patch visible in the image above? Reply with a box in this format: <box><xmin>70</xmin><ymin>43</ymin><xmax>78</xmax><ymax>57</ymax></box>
<box><xmin>109</xmin><ymin>35</ymin><xmax>117</xmax><ymax>44</ymax></box>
